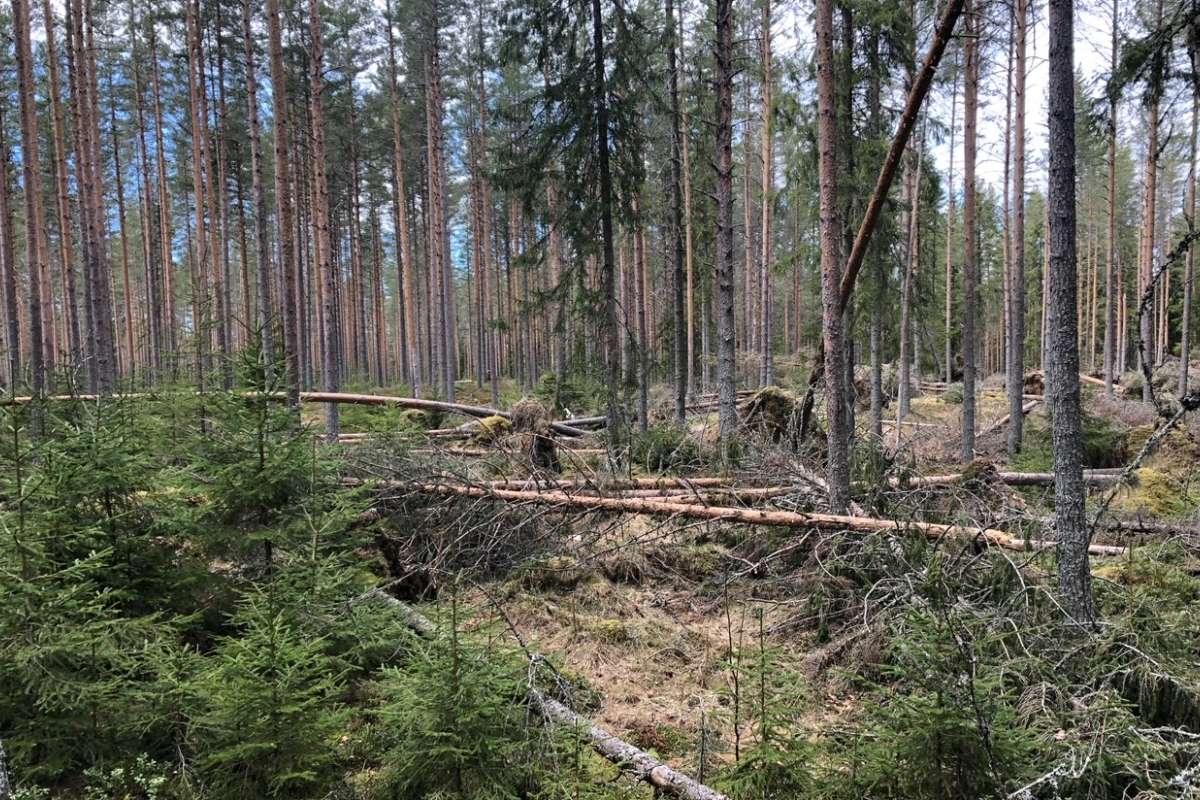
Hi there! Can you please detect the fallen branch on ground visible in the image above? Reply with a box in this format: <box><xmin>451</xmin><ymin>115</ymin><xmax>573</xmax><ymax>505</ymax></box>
<box><xmin>894</xmin><ymin>470</ymin><xmax>1124</xmax><ymax>489</ymax></box>
<box><xmin>383</xmin><ymin>481</ymin><xmax>1125</xmax><ymax>556</ymax></box>
<box><xmin>977</xmin><ymin>400</ymin><xmax>1040</xmax><ymax>439</ymax></box>
<box><xmin>361</xmin><ymin>590</ymin><xmax>730</xmax><ymax>800</ymax></box>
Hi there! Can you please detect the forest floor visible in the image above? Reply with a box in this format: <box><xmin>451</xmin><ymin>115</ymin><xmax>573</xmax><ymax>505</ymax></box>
<box><xmin>350</xmin><ymin>370</ymin><xmax>1200</xmax><ymax>792</ymax></box>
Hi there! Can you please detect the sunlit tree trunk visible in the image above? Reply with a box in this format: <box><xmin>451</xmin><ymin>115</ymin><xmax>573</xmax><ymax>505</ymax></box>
<box><xmin>960</xmin><ymin>0</ymin><xmax>979</xmax><ymax>463</ymax></box>
<box><xmin>1008</xmin><ymin>0</ymin><xmax>1028</xmax><ymax>454</ymax></box>
<box><xmin>1047</xmin><ymin>0</ymin><xmax>1095</xmax><ymax>625</ymax></box>
<box><xmin>816</xmin><ymin>0</ymin><xmax>849</xmax><ymax>510</ymax></box>
<box><xmin>267</xmin><ymin>0</ymin><xmax>300</xmax><ymax>407</ymax></box>
<box><xmin>715</xmin><ymin>0</ymin><xmax>738</xmax><ymax>442</ymax></box>
<box><xmin>13</xmin><ymin>0</ymin><xmax>45</xmax><ymax>403</ymax></box>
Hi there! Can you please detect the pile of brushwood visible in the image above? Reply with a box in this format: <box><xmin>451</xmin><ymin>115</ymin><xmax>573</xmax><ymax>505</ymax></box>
<box><xmin>2</xmin><ymin>361</ymin><xmax>1199</xmax><ymax>799</ymax></box>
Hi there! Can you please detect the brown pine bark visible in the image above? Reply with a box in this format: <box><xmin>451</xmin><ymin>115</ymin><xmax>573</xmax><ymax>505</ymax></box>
<box><xmin>109</xmin><ymin>89</ymin><xmax>137</xmax><ymax>381</ymax></box>
<box><xmin>13</xmin><ymin>0</ymin><xmax>45</xmax><ymax>401</ymax></box>
<box><xmin>267</xmin><ymin>0</ymin><xmax>300</xmax><ymax>407</ymax></box>
<box><xmin>130</xmin><ymin>10</ymin><xmax>161</xmax><ymax>379</ymax></box>
<box><xmin>242</xmin><ymin>0</ymin><xmax>274</xmax><ymax>372</ymax></box>
<box><xmin>43</xmin><ymin>0</ymin><xmax>81</xmax><ymax>370</ymax></box>
<box><xmin>385</xmin><ymin>0</ymin><xmax>420</xmax><ymax>395</ymax></box>
<box><xmin>185</xmin><ymin>0</ymin><xmax>212</xmax><ymax>392</ymax></box>
<box><xmin>308</xmin><ymin>0</ymin><xmax>338</xmax><ymax>436</ymax></box>
<box><xmin>0</xmin><ymin>108</ymin><xmax>19</xmax><ymax>390</ymax></box>
<box><xmin>945</xmin><ymin>50</ymin><xmax>958</xmax><ymax>383</ymax></box>
<box><xmin>815</xmin><ymin>0</ymin><xmax>848</xmax><ymax>509</ymax></box>
<box><xmin>149</xmin><ymin>22</ymin><xmax>176</xmax><ymax>362</ymax></box>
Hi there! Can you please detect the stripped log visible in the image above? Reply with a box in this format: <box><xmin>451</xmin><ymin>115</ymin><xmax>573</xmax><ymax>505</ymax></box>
<box><xmin>0</xmin><ymin>390</ymin><xmax>594</xmax><ymax>438</ymax></box>
<box><xmin>893</xmin><ymin>470</ymin><xmax>1124</xmax><ymax>489</ymax></box>
<box><xmin>402</xmin><ymin>447</ymin><xmax>607</xmax><ymax>458</ymax></box>
<box><xmin>364</xmin><ymin>590</ymin><xmax>730</xmax><ymax>800</ymax></box>
<box><xmin>1038</xmin><ymin>514</ymin><xmax>1199</xmax><ymax>538</ymax></box>
<box><xmin>386</xmin><ymin>482</ymin><xmax>1126</xmax><ymax>556</ymax></box>
<box><xmin>977</xmin><ymin>399</ymin><xmax>1040</xmax><ymax>439</ymax></box>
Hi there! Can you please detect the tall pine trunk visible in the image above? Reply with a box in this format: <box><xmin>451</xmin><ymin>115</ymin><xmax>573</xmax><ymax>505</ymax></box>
<box><xmin>15</xmin><ymin>0</ymin><xmax>45</xmax><ymax>405</ymax></box>
<box><xmin>1008</xmin><ymin>0</ymin><xmax>1028</xmax><ymax>454</ymax></box>
<box><xmin>1047</xmin><ymin>0</ymin><xmax>1096</xmax><ymax>625</ymax></box>
<box><xmin>714</xmin><ymin>0</ymin><xmax>738</xmax><ymax>443</ymax></box>
<box><xmin>267</xmin><ymin>0</ymin><xmax>301</xmax><ymax>408</ymax></box>
<box><xmin>960</xmin><ymin>0</ymin><xmax>979</xmax><ymax>463</ymax></box>
<box><xmin>816</xmin><ymin>0</ymin><xmax>849</xmax><ymax>510</ymax></box>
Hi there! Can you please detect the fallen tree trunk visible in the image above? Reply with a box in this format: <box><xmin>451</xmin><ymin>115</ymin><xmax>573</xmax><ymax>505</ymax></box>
<box><xmin>894</xmin><ymin>470</ymin><xmax>1123</xmax><ymax>488</ymax></box>
<box><xmin>403</xmin><ymin>447</ymin><xmax>607</xmax><ymax>458</ymax></box>
<box><xmin>1039</xmin><ymin>514</ymin><xmax>1200</xmax><ymax>538</ymax></box>
<box><xmin>391</xmin><ymin>482</ymin><xmax>1125</xmax><ymax>556</ymax></box>
<box><xmin>0</xmin><ymin>390</ymin><xmax>593</xmax><ymax>438</ymax></box>
<box><xmin>294</xmin><ymin>392</ymin><xmax>591</xmax><ymax>437</ymax></box>
<box><xmin>363</xmin><ymin>590</ymin><xmax>730</xmax><ymax>800</ymax></box>
<box><xmin>977</xmin><ymin>400</ymin><xmax>1040</xmax><ymax>439</ymax></box>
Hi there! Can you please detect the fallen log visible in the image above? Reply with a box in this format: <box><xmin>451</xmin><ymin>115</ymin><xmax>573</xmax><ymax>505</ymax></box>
<box><xmin>364</xmin><ymin>591</ymin><xmax>730</xmax><ymax>800</ymax></box>
<box><xmin>893</xmin><ymin>470</ymin><xmax>1124</xmax><ymax>489</ymax></box>
<box><xmin>295</xmin><ymin>392</ymin><xmax>591</xmax><ymax>437</ymax></box>
<box><xmin>0</xmin><ymin>390</ymin><xmax>594</xmax><ymax>438</ymax></box>
<box><xmin>480</xmin><ymin>477</ymin><xmax>750</xmax><ymax>491</ymax></box>
<box><xmin>388</xmin><ymin>482</ymin><xmax>1125</xmax><ymax>556</ymax></box>
<box><xmin>1038</xmin><ymin>515</ymin><xmax>1200</xmax><ymax>538</ymax></box>
<box><xmin>403</xmin><ymin>447</ymin><xmax>607</xmax><ymax>457</ymax></box>
<box><xmin>977</xmin><ymin>400</ymin><xmax>1040</xmax><ymax>439</ymax></box>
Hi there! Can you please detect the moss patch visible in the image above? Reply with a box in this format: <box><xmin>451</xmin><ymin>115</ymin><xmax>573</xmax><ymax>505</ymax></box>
<box><xmin>1113</xmin><ymin>468</ymin><xmax>1200</xmax><ymax>518</ymax></box>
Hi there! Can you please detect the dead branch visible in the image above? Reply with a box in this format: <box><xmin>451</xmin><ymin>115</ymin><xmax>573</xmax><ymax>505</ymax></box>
<box><xmin>895</xmin><ymin>470</ymin><xmax>1123</xmax><ymax>488</ymax></box>
<box><xmin>362</xmin><ymin>590</ymin><xmax>730</xmax><ymax>800</ymax></box>
<box><xmin>977</xmin><ymin>400</ymin><xmax>1040</xmax><ymax>439</ymax></box>
<box><xmin>387</xmin><ymin>481</ymin><xmax>1125</xmax><ymax>557</ymax></box>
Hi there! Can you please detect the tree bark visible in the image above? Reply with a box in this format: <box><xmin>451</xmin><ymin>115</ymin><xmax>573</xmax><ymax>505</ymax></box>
<box><xmin>1139</xmin><ymin>0</ymin><xmax>1164</xmax><ymax>403</ymax></box>
<box><xmin>945</xmin><ymin>50</ymin><xmax>958</xmax><ymax>384</ymax></box>
<box><xmin>14</xmin><ymin>0</ymin><xmax>46</xmax><ymax>405</ymax></box>
<box><xmin>1008</xmin><ymin>0</ymin><xmax>1028</xmax><ymax>453</ymax></box>
<box><xmin>714</xmin><ymin>0</ymin><xmax>738</xmax><ymax>443</ymax></box>
<box><xmin>308</xmin><ymin>0</ymin><xmax>338</xmax><ymax>437</ymax></box>
<box><xmin>669</xmin><ymin>0</ymin><xmax>686</xmax><ymax>423</ymax></box>
<box><xmin>43</xmin><ymin>0</ymin><xmax>82</xmax><ymax>371</ymax></box>
<box><xmin>0</xmin><ymin>112</ymin><xmax>18</xmax><ymax>391</ymax></box>
<box><xmin>149</xmin><ymin>22</ymin><xmax>176</xmax><ymax>363</ymax></box>
<box><xmin>243</xmin><ymin>0</ymin><xmax>274</xmax><ymax>374</ymax></box>
<box><xmin>960</xmin><ymin>0</ymin><xmax>979</xmax><ymax>463</ymax></box>
<box><xmin>760</xmin><ymin>0</ymin><xmax>774</xmax><ymax>388</ymax></box>
<box><xmin>1182</xmin><ymin>93</ymin><xmax>1196</xmax><ymax>395</ymax></box>
<box><xmin>815</xmin><ymin>0</ymin><xmax>849</xmax><ymax>510</ymax></box>
<box><xmin>267</xmin><ymin>0</ymin><xmax>301</xmax><ymax>408</ymax></box>
<box><xmin>1047</xmin><ymin>0</ymin><xmax>1097</xmax><ymax>625</ymax></box>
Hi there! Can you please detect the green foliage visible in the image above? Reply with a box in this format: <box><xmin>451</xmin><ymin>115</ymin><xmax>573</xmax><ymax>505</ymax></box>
<box><xmin>836</xmin><ymin>609</ymin><xmax>1039</xmax><ymax>799</ymax></box>
<box><xmin>533</xmin><ymin>371</ymin><xmax>604</xmax><ymax>416</ymax></box>
<box><xmin>1013</xmin><ymin>411</ymin><xmax>1129</xmax><ymax>472</ymax></box>
<box><xmin>371</xmin><ymin>601</ymin><xmax>535</xmax><ymax>799</ymax></box>
<box><xmin>718</xmin><ymin>619</ymin><xmax>814</xmax><ymax>800</ymax></box>
<box><xmin>629</xmin><ymin>424</ymin><xmax>705</xmax><ymax>472</ymax></box>
<box><xmin>939</xmin><ymin>382</ymin><xmax>964</xmax><ymax>404</ymax></box>
<box><xmin>196</xmin><ymin>354</ymin><xmax>320</xmax><ymax>526</ymax></box>
<box><xmin>191</xmin><ymin>587</ymin><xmax>348</xmax><ymax>798</ymax></box>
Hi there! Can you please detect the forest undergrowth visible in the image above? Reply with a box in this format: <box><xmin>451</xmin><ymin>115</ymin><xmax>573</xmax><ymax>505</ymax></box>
<box><xmin>2</xmin><ymin>365</ymin><xmax>1200</xmax><ymax>799</ymax></box>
